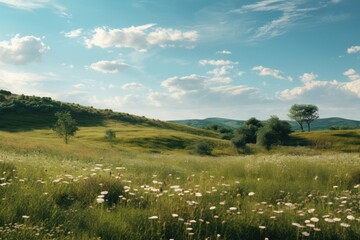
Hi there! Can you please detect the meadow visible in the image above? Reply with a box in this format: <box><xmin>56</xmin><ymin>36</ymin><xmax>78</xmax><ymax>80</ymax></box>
<box><xmin>0</xmin><ymin>125</ymin><xmax>359</xmax><ymax>240</ymax></box>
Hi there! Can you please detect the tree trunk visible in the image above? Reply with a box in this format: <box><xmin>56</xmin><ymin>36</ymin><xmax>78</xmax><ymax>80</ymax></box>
<box><xmin>297</xmin><ymin>121</ymin><xmax>304</xmax><ymax>132</ymax></box>
<box><xmin>307</xmin><ymin>122</ymin><xmax>311</xmax><ymax>132</ymax></box>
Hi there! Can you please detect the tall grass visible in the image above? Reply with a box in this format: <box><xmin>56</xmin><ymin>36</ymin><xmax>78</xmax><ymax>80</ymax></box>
<box><xmin>0</xmin><ymin>145</ymin><xmax>358</xmax><ymax>239</ymax></box>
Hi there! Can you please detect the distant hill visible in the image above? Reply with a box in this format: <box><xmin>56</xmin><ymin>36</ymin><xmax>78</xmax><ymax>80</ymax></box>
<box><xmin>171</xmin><ymin>117</ymin><xmax>360</xmax><ymax>131</ymax></box>
<box><xmin>172</xmin><ymin>118</ymin><xmax>244</xmax><ymax>129</ymax></box>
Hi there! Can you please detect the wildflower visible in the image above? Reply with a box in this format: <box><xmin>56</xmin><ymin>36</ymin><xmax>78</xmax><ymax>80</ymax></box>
<box><xmin>346</xmin><ymin>215</ymin><xmax>355</xmax><ymax>221</ymax></box>
<box><xmin>229</xmin><ymin>207</ymin><xmax>237</xmax><ymax>211</ymax></box>
<box><xmin>101</xmin><ymin>191</ymin><xmax>108</xmax><ymax>195</ymax></box>
<box><xmin>302</xmin><ymin>231</ymin><xmax>310</xmax><ymax>237</ymax></box>
<box><xmin>209</xmin><ymin>206</ymin><xmax>216</xmax><ymax>210</ymax></box>
<box><xmin>22</xmin><ymin>215</ymin><xmax>30</xmax><ymax>219</ymax></box>
<box><xmin>340</xmin><ymin>223</ymin><xmax>350</xmax><ymax>228</ymax></box>
<box><xmin>195</xmin><ymin>192</ymin><xmax>202</xmax><ymax>197</ymax></box>
<box><xmin>96</xmin><ymin>198</ymin><xmax>104</xmax><ymax>203</ymax></box>
<box><xmin>148</xmin><ymin>216</ymin><xmax>158</xmax><ymax>220</ymax></box>
<box><xmin>259</xmin><ymin>225</ymin><xmax>266</xmax><ymax>229</ymax></box>
<box><xmin>248</xmin><ymin>192</ymin><xmax>255</xmax><ymax>196</ymax></box>
<box><xmin>310</xmin><ymin>217</ymin><xmax>319</xmax><ymax>223</ymax></box>
<box><xmin>172</xmin><ymin>214</ymin><xmax>178</xmax><ymax>218</ymax></box>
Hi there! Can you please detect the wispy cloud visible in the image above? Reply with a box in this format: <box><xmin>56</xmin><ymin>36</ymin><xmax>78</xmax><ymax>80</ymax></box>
<box><xmin>252</xmin><ymin>66</ymin><xmax>292</xmax><ymax>81</ymax></box>
<box><xmin>0</xmin><ymin>0</ymin><xmax>68</xmax><ymax>17</ymax></box>
<box><xmin>64</xmin><ymin>28</ymin><xmax>83</xmax><ymax>38</ymax></box>
<box><xmin>231</xmin><ymin>0</ymin><xmax>322</xmax><ymax>41</ymax></box>
<box><xmin>90</xmin><ymin>60</ymin><xmax>129</xmax><ymax>74</ymax></box>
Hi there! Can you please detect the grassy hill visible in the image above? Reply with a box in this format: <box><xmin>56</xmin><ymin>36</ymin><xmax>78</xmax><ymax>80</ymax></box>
<box><xmin>172</xmin><ymin>117</ymin><xmax>360</xmax><ymax>131</ymax></box>
<box><xmin>0</xmin><ymin>90</ymin><xmax>233</xmax><ymax>155</ymax></box>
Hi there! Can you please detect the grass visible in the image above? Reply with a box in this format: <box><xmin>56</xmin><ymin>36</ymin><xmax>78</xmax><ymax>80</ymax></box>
<box><xmin>0</xmin><ymin>131</ymin><xmax>359</xmax><ymax>239</ymax></box>
<box><xmin>0</xmin><ymin>107</ymin><xmax>359</xmax><ymax>239</ymax></box>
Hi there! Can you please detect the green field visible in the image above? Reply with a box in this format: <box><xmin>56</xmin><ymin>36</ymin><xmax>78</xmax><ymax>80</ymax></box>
<box><xmin>0</xmin><ymin>123</ymin><xmax>359</xmax><ymax>239</ymax></box>
<box><xmin>0</xmin><ymin>92</ymin><xmax>359</xmax><ymax>239</ymax></box>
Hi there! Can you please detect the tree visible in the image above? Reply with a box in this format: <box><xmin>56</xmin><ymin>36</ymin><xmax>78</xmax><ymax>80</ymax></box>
<box><xmin>288</xmin><ymin>104</ymin><xmax>319</xmax><ymax>132</ymax></box>
<box><xmin>235</xmin><ymin>117</ymin><xmax>263</xmax><ymax>144</ymax></box>
<box><xmin>53</xmin><ymin>111</ymin><xmax>78</xmax><ymax>144</ymax></box>
<box><xmin>105</xmin><ymin>129</ymin><xmax>117</xmax><ymax>143</ymax></box>
<box><xmin>256</xmin><ymin>116</ymin><xmax>292</xmax><ymax>150</ymax></box>
<box><xmin>266</xmin><ymin>116</ymin><xmax>292</xmax><ymax>144</ymax></box>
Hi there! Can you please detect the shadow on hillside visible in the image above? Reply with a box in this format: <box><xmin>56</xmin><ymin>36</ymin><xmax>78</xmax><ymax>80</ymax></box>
<box><xmin>0</xmin><ymin>113</ymin><xmax>105</xmax><ymax>133</ymax></box>
<box><xmin>332</xmin><ymin>131</ymin><xmax>360</xmax><ymax>140</ymax></box>
<box><xmin>285</xmin><ymin>135</ymin><xmax>312</xmax><ymax>146</ymax></box>
<box><xmin>126</xmin><ymin>136</ymin><xmax>187</xmax><ymax>151</ymax></box>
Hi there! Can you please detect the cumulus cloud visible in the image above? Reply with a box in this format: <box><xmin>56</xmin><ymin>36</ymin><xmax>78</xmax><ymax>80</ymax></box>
<box><xmin>148</xmin><ymin>74</ymin><xmax>258</xmax><ymax>107</ymax></box>
<box><xmin>0</xmin><ymin>34</ymin><xmax>49</xmax><ymax>65</ymax></box>
<box><xmin>252</xmin><ymin>65</ymin><xmax>292</xmax><ymax>81</ymax></box>
<box><xmin>122</xmin><ymin>82</ymin><xmax>143</xmax><ymax>90</ymax></box>
<box><xmin>64</xmin><ymin>28</ymin><xmax>82</xmax><ymax>38</ymax></box>
<box><xmin>90</xmin><ymin>60</ymin><xmax>129</xmax><ymax>74</ymax></box>
<box><xmin>279</xmin><ymin>70</ymin><xmax>360</xmax><ymax>101</ymax></box>
<box><xmin>343</xmin><ymin>68</ymin><xmax>360</xmax><ymax>82</ymax></box>
<box><xmin>85</xmin><ymin>24</ymin><xmax>198</xmax><ymax>51</ymax></box>
<box><xmin>347</xmin><ymin>46</ymin><xmax>360</xmax><ymax>54</ymax></box>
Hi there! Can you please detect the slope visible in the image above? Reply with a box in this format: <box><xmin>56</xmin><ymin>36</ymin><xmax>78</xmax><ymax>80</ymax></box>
<box><xmin>0</xmin><ymin>90</ymin><xmax>232</xmax><ymax>155</ymax></box>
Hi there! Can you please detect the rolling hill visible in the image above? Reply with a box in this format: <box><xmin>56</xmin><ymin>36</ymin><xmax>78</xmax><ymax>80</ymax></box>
<box><xmin>0</xmin><ymin>90</ymin><xmax>233</xmax><ymax>155</ymax></box>
<box><xmin>171</xmin><ymin>117</ymin><xmax>360</xmax><ymax>131</ymax></box>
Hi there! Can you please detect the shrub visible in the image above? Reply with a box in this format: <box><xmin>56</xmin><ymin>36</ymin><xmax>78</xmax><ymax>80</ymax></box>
<box><xmin>191</xmin><ymin>141</ymin><xmax>213</xmax><ymax>155</ymax></box>
<box><xmin>105</xmin><ymin>129</ymin><xmax>117</xmax><ymax>142</ymax></box>
<box><xmin>256</xmin><ymin>127</ymin><xmax>277</xmax><ymax>150</ymax></box>
<box><xmin>231</xmin><ymin>134</ymin><xmax>247</xmax><ymax>153</ymax></box>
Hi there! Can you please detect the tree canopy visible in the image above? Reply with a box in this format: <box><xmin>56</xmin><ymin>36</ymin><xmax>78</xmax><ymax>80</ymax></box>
<box><xmin>288</xmin><ymin>104</ymin><xmax>319</xmax><ymax>132</ymax></box>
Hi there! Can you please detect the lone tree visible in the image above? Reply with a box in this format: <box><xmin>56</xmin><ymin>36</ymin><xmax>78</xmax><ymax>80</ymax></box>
<box><xmin>288</xmin><ymin>104</ymin><xmax>319</xmax><ymax>132</ymax></box>
<box><xmin>53</xmin><ymin>111</ymin><xmax>78</xmax><ymax>144</ymax></box>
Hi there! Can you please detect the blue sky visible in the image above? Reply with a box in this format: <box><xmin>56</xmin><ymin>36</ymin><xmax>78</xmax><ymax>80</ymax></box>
<box><xmin>0</xmin><ymin>0</ymin><xmax>359</xmax><ymax>120</ymax></box>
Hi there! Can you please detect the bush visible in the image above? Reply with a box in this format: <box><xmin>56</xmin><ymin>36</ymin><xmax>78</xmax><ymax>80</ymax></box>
<box><xmin>231</xmin><ymin>134</ymin><xmax>247</xmax><ymax>153</ymax></box>
<box><xmin>105</xmin><ymin>129</ymin><xmax>117</xmax><ymax>142</ymax></box>
<box><xmin>191</xmin><ymin>141</ymin><xmax>213</xmax><ymax>155</ymax></box>
<box><xmin>256</xmin><ymin>127</ymin><xmax>277</xmax><ymax>150</ymax></box>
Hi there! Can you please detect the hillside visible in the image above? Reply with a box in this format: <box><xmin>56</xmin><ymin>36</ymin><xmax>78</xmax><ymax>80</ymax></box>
<box><xmin>172</xmin><ymin>117</ymin><xmax>360</xmax><ymax>131</ymax></box>
<box><xmin>0</xmin><ymin>90</ymin><xmax>232</xmax><ymax>155</ymax></box>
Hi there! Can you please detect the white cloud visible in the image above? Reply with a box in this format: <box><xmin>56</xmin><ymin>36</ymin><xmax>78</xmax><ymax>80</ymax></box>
<box><xmin>73</xmin><ymin>83</ymin><xmax>85</xmax><ymax>89</ymax></box>
<box><xmin>252</xmin><ymin>65</ymin><xmax>292</xmax><ymax>81</ymax></box>
<box><xmin>343</xmin><ymin>68</ymin><xmax>360</xmax><ymax>82</ymax></box>
<box><xmin>64</xmin><ymin>28</ymin><xmax>82</xmax><ymax>38</ymax></box>
<box><xmin>90</xmin><ymin>60</ymin><xmax>129</xmax><ymax>74</ymax></box>
<box><xmin>210</xmin><ymin>85</ymin><xmax>257</xmax><ymax>96</ymax></box>
<box><xmin>85</xmin><ymin>24</ymin><xmax>198</xmax><ymax>51</ymax></box>
<box><xmin>0</xmin><ymin>69</ymin><xmax>56</xmax><ymax>93</ymax></box>
<box><xmin>148</xmin><ymin>74</ymin><xmax>258</xmax><ymax>107</ymax></box>
<box><xmin>0</xmin><ymin>34</ymin><xmax>49</xmax><ymax>65</ymax></box>
<box><xmin>216</xmin><ymin>50</ymin><xmax>232</xmax><ymax>55</ymax></box>
<box><xmin>0</xmin><ymin>0</ymin><xmax>67</xmax><ymax>16</ymax></box>
<box><xmin>332</xmin><ymin>0</ymin><xmax>342</xmax><ymax>3</ymax></box>
<box><xmin>199</xmin><ymin>59</ymin><xmax>237</xmax><ymax>66</ymax></box>
<box><xmin>279</xmin><ymin>70</ymin><xmax>360</xmax><ymax>101</ymax></box>
<box><xmin>300</xmin><ymin>72</ymin><xmax>318</xmax><ymax>83</ymax></box>
<box><xmin>347</xmin><ymin>46</ymin><xmax>360</xmax><ymax>54</ymax></box>
<box><xmin>122</xmin><ymin>82</ymin><xmax>143</xmax><ymax>90</ymax></box>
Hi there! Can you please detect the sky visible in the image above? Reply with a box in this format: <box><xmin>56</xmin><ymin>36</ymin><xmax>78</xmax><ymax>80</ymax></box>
<box><xmin>0</xmin><ymin>0</ymin><xmax>359</xmax><ymax>120</ymax></box>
